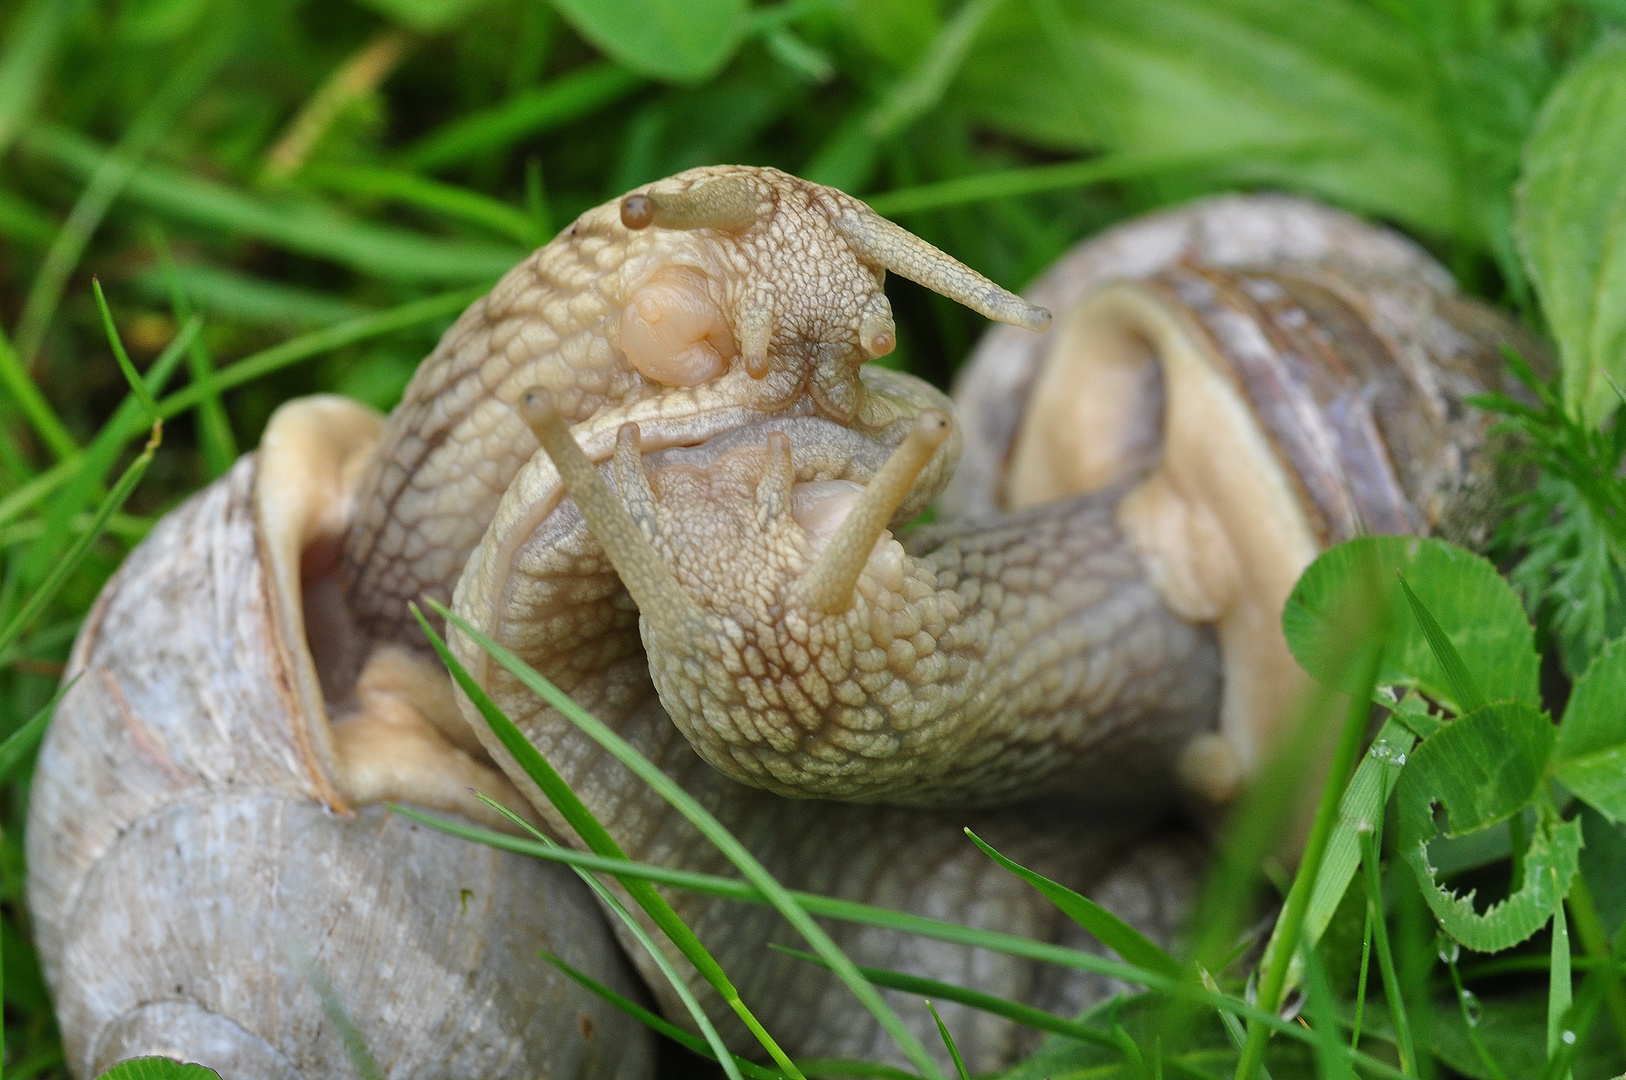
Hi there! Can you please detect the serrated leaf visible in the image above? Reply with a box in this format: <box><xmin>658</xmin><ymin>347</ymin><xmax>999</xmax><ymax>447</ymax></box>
<box><xmin>1516</xmin><ymin>38</ymin><xmax>1626</xmax><ymax>423</ymax></box>
<box><xmin>1283</xmin><ymin>537</ymin><xmax>1539</xmax><ymax>712</ymax></box>
<box><xmin>96</xmin><ymin>1060</ymin><xmax>221</xmax><ymax>1080</ymax></box>
<box><xmin>1396</xmin><ymin>702</ymin><xmax>1571</xmax><ymax>952</ymax></box>
<box><xmin>550</xmin><ymin>0</ymin><xmax>748</xmax><ymax>83</ymax></box>
<box><xmin>1554</xmin><ymin>635</ymin><xmax>1626</xmax><ymax>823</ymax></box>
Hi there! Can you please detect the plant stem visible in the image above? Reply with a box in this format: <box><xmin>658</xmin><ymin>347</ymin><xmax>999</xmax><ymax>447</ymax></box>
<box><xmin>1362</xmin><ymin>828</ymin><xmax>1417</xmax><ymax>1075</ymax></box>
<box><xmin>1234</xmin><ymin>670</ymin><xmax>1379</xmax><ymax>1080</ymax></box>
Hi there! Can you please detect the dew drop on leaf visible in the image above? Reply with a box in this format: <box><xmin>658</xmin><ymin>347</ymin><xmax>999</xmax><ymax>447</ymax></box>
<box><xmin>1369</xmin><ymin>739</ymin><xmax>1407</xmax><ymax>766</ymax></box>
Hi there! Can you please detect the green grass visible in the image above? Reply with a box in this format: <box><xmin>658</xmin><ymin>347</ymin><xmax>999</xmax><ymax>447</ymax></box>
<box><xmin>4</xmin><ymin>1</ymin><xmax>1626</xmax><ymax>1078</ymax></box>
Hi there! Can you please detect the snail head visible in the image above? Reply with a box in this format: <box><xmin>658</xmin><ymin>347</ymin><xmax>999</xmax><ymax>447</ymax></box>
<box><xmin>608</xmin><ymin>166</ymin><xmax>1050</xmax><ymax>437</ymax></box>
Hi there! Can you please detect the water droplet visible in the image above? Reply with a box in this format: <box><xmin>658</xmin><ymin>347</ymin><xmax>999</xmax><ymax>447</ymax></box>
<box><xmin>1436</xmin><ymin>934</ymin><xmax>1460</xmax><ymax>966</ymax></box>
<box><xmin>1460</xmin><ymin>989</ymin><xmax>1482</xmax><ymax>1027</ymax></box>
<box><xmin>1368</xmin><ymin>740</ymin><xmax>1407</xmax><ymax>767</ymax></box>
<box><xmin>1563</xmin><ymin>1030</ymin><xmax>1577</xmax><ymax>1045</ymax></box>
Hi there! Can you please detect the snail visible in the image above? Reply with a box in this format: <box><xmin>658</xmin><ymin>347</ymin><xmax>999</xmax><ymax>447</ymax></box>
<box><xmin>27</xmin><ymin>169</ymin><xmax>1533</xmax><ymax>1079</ymax></box>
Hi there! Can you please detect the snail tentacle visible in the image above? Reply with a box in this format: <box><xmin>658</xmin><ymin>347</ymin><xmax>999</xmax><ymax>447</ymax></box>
<box><xmin>517</xmin><ymin>389</ymin><xmax>709</xmax><ymax>637</ymax></box>
<box><xmin>831</xmin><ymin>207</ymin><xmax>1052</xmax><ymax>332</ymax></box>
<box><xmin>789</xmin><ymin>410</ymin><xmax>952</xmax><ymax>615</ymax></box>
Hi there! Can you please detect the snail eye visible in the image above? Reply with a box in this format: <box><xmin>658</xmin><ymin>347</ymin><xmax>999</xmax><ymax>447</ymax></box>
<box><xmin>621</xmin><ymin>194</ymin><xmax>654</xmax><ymax>230</ymax></box>
<box><xmin>859</xmin><ymin>299</ymin><xmax>897</xmax><ymax>358</ymax></box>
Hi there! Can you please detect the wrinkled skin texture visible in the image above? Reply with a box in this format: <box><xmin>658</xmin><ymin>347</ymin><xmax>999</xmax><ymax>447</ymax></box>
<box><xmin>328</xmin><ymin>166</ymin><xmax>1217</xmax><ymax>1072</ymax></box>
<box><xmin>597</xmin><ymin>429</ymin><xmax>1220</xmax><ymax>805</ymax></box>
<box><xmin>343</xmin><ymin>166</ymin><xmax>988</xmax><ymax>644</ymax></box>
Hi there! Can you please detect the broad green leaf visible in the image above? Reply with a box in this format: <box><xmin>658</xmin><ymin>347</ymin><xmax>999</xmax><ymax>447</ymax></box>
<box><xmin>1396</xmin><ymin>703</ymin><xmax>1572</xmax><ymax>952</ymax></box>
<box><xmin>1283</xmin><ymin>537</ymin><xmax>1540</xmax><ymax>712</ymax></box>
<box><xmin>96</xmin><ymin>1060</ymin><xmax>221</xmax><ymax>1080</ymax></box>
<box><xmin>964</xmin><ymin>830</ymin><xmax>1182</xmax><ymax>979</ymax></box>
<box><xmin>549</xmin><ymin>0</ymin><xmax>748</xmax><ymax>83</ymax></box>
<box><xmin>1555</xmin><ymin>635</ymin><xmax>1626</xmax><ymax>822</ymax></box>
<box><xmin>349</xmin><ymin>0</ymin><xmax>492</xmax><ymax>31</ymax></box>
<box><xmin>1361</xmin><ymin>994</ymin><xmax>1620</xmax><ymax>1080</ymax></box>
<box><xmin>1516</xmin><ymin>38</ymin><xmax>1626</xmax><ymax>423</ymax></box>
<box><xmin>954</xmin><ymin>0</ymin><xmax>1457</xmax><ymax>235</ymax></box>
<box><xmin>1401</xmin><ymin>702</ymin><xmax>1554</xmax><ymax>838</ymax></box>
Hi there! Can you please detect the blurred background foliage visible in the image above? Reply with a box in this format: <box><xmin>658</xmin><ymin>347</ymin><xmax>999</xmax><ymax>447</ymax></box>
<box><xmin>2</xmin><ymin>0</ymin><xmax>1626</xmax><ymax>1075</ymax></box>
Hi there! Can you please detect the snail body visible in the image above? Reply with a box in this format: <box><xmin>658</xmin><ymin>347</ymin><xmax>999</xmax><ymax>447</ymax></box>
<box><xmin>29</xmin><ymin>173</ymin><xmax>1533</xmax><ymax>1078</ymax></box>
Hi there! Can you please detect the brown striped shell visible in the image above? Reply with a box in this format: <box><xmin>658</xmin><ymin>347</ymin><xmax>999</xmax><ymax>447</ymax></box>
<box><xmin>950</xmin><ymin>193</ymin><xmax>1540</xmax><ymax>794</ymax></box>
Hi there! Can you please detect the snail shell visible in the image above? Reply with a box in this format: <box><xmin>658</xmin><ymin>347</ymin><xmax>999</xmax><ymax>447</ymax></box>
<box><xmin>948</xmin><ymin>193</ymin><xmax>1539</xmax><ymax>798</ymax></box>
<box><xmin>28</xmin><ymin>398</ymin><xmax>652</xmax><ymax>1079</ymax></box>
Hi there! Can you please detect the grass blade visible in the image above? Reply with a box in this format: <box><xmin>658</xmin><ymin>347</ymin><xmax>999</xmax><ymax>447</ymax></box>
<box><xmin>262</xmin><ymin>29</ymin><xmax>411</xmax><ymax>183</ymax></box>
<box><xmin>133</xmin><ymin>260</ymin><xmax>367</xmax><ymax>329</ymax></box>
<box><xmin>18</xmin><ymin>316</ymin><xmax>197</xmax><ymax>587</ymax></box>
<box><xmin>391</xmin><ymin>806</ymin><xmax>1409</xmax><ymax>1080</ymax></box>
<box><xmin>154</xmin><ymin>289</ymin><xmax>478</xmax><ymax>420</ymax></box>
<box><xmin>432</xmin><ymin>599</ymin><xmax>945</xmax><ymax>1080</ymax></box>
<box><xmin>1299</xmin><ymin>942</ymin><xmax>1354</xmax><ymax>1080</ymax></box>
<box><xmin>1302</xmin><ymin>716</ymin><xmax>1416</xmax><ymax>955</ymax></box>
<box><xmin>1351</xmin><ymin>904</ymin><xmax>1373</xmax><ymax>1050</ymax></box>
<box><xmin>0</xmin><ymin>0</ymin><xmax>74</xmax><ymax>156</ymax></box>
<box><xmin>964</xmin><ymin>828</ymin><xmax>1182</xmax><ymax>979</ymax></box>
<box><xmin>403</xmin><ymin>62</ymin><xmax>642</xmax><ymax>171</ymax></box>
<box><xmin>1397</xmin><ymin>573</ymin><xmax>1486</xmax><ymax>713</ymax></box>
<box><xmin>1234</xmin><ymin>605</ymin><xmax>1383</xmax><ymax>1079</ymax></box>
<box><xmin>1441</xmin><ymin>939</ymin><xmax>1506</xmax><ymax>1080</ymax></box>
<box><xmin>1565</xmin><ymin>872</ymin><xmax>1626</xmax><ymax>1054</ymax></box>
<box><xmin>540</xmin><ymin>951</ymin><xmax>790</xmax><ymax>1080</ymax></box>
<box><xmin>0</xmin><ymin>419</ymin><xmax>160</xmax><ymax>656</ymax></box>
<box><xmin>471</xmin><ymin>796</ymin><xmax>747</xmax><ymax>1080</ymax></box>
<box><xmin>21</xmin><ymin>126</ymin><xmax>524</xmax><ymax>284</ymax></box>
<box><xmin>926</xmin><ymin>1001</ymin><xmax>968</xmax><ymax>1080</ymax></box>
<box><xmin>301</xmin><ymin>164</ymin><xmax>544</xmax><ymax>247</ymax></box>
<box><xmin>0</xmin><ymin>291</ymin><xmax>469</xmax><ymax>531</ymax></box>
<box><xmin>152</xmin><ymin>229</ymin><xmax>235</xmax><ymax>478</ymax></box>
<box><xmin>863</xmin><ymin>143</ymin><xmax>1347</xmax><ymax>217</ymax></box>
<box><xmin>0</xmin><ymin>676</ymin><xmax>73</xmax><ymax>783</ymax></box>
<box><xmin>1548</xmin><ymin>886</ymin><xmax>1573</xmax><ymax>1080</ymax></box>
<box><xmin>1360</xmin><ymin>828</ymin><xmax>1416</xmax><ymax>1075</ymax></box>
<box><xmin>91</xmin><ymin>280</ymin><xmax>159</xmax><ymax>424</ymax></box>
<box><xmin>0</xmin><ymin>321</ymin><xmax>75</xmax><ymax>462</ymax></box>
<box><xmin>13</xmin><ymin>34</ymin><xmax>229</xmax><ymax>364</ymax></box>
<box><xmin>768</xmin><ymin>944</ymin><xmax>1119</xmax><ymax>1052</ymax></box>
<box><xmin>408</xmin><ymin>606</ymin><xmax>805</xmax><ymax>1080</ymax></box>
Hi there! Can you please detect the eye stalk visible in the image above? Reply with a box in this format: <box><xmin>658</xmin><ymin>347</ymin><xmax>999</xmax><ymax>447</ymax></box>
<box><xmin>619</xmin><ymin>175</ymin><xmax>765</xmax><ymax>233</ymax></box>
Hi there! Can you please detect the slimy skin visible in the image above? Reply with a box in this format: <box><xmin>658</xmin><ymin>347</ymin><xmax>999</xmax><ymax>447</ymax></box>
<box><xmin>342</xmin><ymin>166</ymin><xmax>1043</xmax><ymax>644</ymax></box>
<box><xmin>518</xmin><ymin>398</ymin><xmax>1222</xmax><ymax>806</ymax></box>
<box><xmin>332</xmin><ymin>179</ymin><xmax>1524</xmax><ymax>1069</ymax></box>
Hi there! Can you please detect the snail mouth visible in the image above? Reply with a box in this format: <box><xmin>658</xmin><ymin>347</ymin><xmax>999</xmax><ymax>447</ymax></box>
<box><xmin>640</xmin><ymin>413</ymin><xmax>896</xmax><ymax>487</ymax></box>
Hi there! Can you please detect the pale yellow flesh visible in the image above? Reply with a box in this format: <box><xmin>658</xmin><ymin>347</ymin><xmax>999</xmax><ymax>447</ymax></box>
<box><xmin>256</xmin><ymin>397</ymin><xmax>533</xmax><ymax>830</ymax></box>
<box><xmin>1006</xmin><ymin>285</ymin><xmax>1318</xmax><ymax>796</ymax></box>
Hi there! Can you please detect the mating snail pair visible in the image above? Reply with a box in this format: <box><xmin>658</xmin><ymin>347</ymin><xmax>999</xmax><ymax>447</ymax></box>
<box><xmin>29</xmin><ymin>167</ymin><xmax>1529</xmax><ymax>1078</ymax></box>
